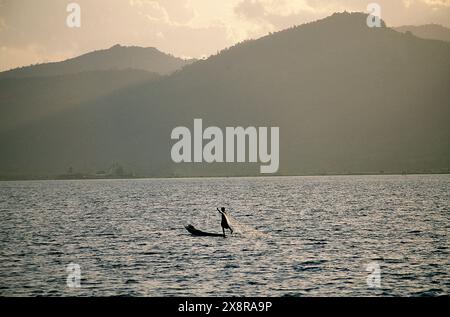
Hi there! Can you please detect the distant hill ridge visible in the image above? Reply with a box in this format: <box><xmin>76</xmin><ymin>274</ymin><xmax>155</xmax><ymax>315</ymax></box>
<box><xmin>0</xmin><ymin>44</ymin><xmax>195</xmax><ymax>78</ymax></box>
<box><xmin>394</xmin><ymin>24</ymin><xmax>450</xmax><ymax>42</ymax></box>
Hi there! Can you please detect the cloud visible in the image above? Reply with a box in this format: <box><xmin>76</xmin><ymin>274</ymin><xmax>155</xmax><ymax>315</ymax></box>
<box><xmin>233</xmin><ymin>0</ymin><xmax>343</xmax><ymax>32</ymax></box>
<box><xmin>130</xmin><ymin>0</ymin><xmax>197</xmax><ymax>27</ymax></box>
<box><xmin>235</xmin><ymin>0</ymin><xmax>266</xmax><ymax>19</ymax></box>
<box><xmin>232</xmin><ymin>0</ymin><xmax>450</xmax><ymax>31</ymax></box>
<box><xmin>130</xmin><ymin>0</ymin><xmax>171</xmax><ymax>24</ymax></box>
<box><xmin>420</xmin><ymin>0</ymin><xmax>450</xmax><ymax>7</ymax></box>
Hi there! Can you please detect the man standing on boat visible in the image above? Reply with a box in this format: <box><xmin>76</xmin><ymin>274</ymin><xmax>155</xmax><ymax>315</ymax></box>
<box><xmin>217</xmin><ymin>207</ymin><xmax>233</xmax><ymax>237</ymax></box>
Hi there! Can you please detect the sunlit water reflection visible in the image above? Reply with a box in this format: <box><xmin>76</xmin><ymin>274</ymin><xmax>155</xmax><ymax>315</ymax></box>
<box><xmin>0</xmin><ymin>175</ymin><xmax>448</xmax><ymax>296</ymax></box>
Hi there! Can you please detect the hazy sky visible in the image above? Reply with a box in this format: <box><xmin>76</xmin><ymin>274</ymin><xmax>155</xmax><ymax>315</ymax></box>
<box><xmin>1</xmin><ymin>0</ymin><xmax>450</xmax><ymax>71</ymax></box>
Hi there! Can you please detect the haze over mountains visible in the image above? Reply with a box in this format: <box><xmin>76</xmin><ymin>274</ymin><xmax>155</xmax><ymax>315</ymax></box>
<box><xmin>394</xmin><ymin>24</ymin><xmax>450</xmax><ymax>42</ymax></box>
<box><xmin>0</xmin><ymin>12</ymin><xmax>449</xmax><ymax>179</ymax></box>
<box><xmin>0</xmin><ymin>69</ymin><xmax>160</xmax><ymax>133</ymax></box>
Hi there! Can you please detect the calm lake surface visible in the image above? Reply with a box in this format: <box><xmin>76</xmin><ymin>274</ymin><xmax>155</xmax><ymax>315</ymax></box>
<box><xmin>0</xmin><ymin>175</ymin><xmax>449</xmax><ymax>296</ymax></box>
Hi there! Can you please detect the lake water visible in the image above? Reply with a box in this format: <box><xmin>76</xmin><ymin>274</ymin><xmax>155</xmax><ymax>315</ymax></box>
<box><xmin>0</xmin><ymin>175</ymin><xmax>448</xmax><ymax>296</ymax></box>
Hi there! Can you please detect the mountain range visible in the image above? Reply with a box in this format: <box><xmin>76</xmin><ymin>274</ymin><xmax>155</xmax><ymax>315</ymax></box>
<box><xmin>0</xmin><ymin>44</ymin><xmax>194</xmax><ymax>78</ymax></box>
<box><xmin>394</xmin><ymin>24</ymin><xmax>450</xmax><ymax>42</ymax></box>
<box><xmin>0</xmin><ymin>12</ymin><xmax>449</xmax><ymax>179</ymax></box>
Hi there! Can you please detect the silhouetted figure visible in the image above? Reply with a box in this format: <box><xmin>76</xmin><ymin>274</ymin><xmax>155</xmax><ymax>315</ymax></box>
<box><xmin>217</xmin><ymin>207</ymin><xmax>233</xmax><ymax>237</ymax></box>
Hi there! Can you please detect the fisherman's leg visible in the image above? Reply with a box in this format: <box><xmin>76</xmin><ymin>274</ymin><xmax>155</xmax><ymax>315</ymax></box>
<box><xmin>222</xmin><ymin>227</ymin><xmax>226</xmax><ymax>237</ymax></box>
<box><xmin>230</xmin><ymin>228</ymin><xmax>233</xmax><ymax>235</ymax></box>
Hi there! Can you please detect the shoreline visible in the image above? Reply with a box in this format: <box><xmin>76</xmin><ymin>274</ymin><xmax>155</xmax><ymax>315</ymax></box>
<box><xmin>1</xmin><ymin>171</ymin><xmax>449</xmax><ymax>182</ymax></box>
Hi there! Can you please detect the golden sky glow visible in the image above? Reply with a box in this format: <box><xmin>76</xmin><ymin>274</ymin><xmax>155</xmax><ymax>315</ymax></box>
<box><xmin>1</xmin><ymin>0</ymin><xmax>450</xmax><ymax>71</ymax></box>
